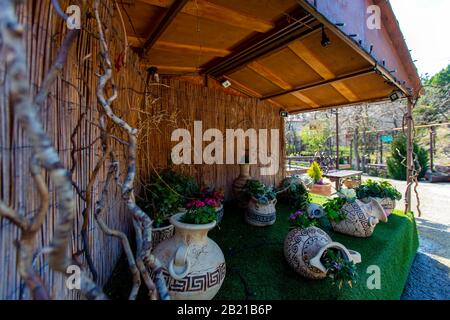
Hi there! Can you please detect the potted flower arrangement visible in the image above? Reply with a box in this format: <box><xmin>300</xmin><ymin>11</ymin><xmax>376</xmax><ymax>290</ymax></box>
<box><xmin>138</xmin><ymin>168</ymin><xmax>199</xmax><ymax>248</ymax></box>
<box><xmin>307</xmin><ymin>161</ymin><xmax>332</xmax><ymax>196</ymax></box>
<box><xmin>152</xmin><ymin>199</ymin><xmax>226</xmax><ymax>300</ymax></box>
<box><xmin>323</xmin><ymin>189</ymin><xmax>386</xmax><ymax>238</ymax></box>
<box><xmin>316</xmin><ymin>247</ymin><xmax>359</xmax><ymax>289</ymax></box>
<box><xmin>279</xmin><ymin>175</ymin><xmax>311</xmax><ymax>211</ymax></box>
<box><xmin>354</xmin><ymin>179</ymin><xmax>401</xmax><ymax>215</ymax></box>
<box><xmin>244</xmin><ymin>179</ymin><xmax>277</xmax><ymax>227</ymax></box>
<box><xmin>192</xmin><ymin>187</ymin><xmax>225</xmax><ymax>225</ymax></box>
<box><xmin>284</xmin><ymin>208</ymin><xmax>361</xmax><ymax>282</ymax></box>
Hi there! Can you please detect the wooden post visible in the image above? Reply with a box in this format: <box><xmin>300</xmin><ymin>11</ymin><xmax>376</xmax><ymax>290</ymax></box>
<box><xmin>379</xmin><ymin>134</ymin><xmax>383</xmax><ymax>164</ymax></box>
<box><xmin>406</xmin><ymin>100</ymin><xmax>414</xmax><ymax>212</ymax></box>
<box><xmin>429</xmin><ymin>127</ymin><xmax>434</xmax><ymax>172</ymax></box>
<box><xmin>335</xmin><ymin>108</ymin><xmax>340</xmax><ymax>170</ymax></box>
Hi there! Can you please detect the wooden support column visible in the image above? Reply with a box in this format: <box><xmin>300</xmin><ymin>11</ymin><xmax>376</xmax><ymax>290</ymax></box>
<box><xmin>405</xmin><ymin>99</ymin><xmax>414</xmax><ymax>213</ymax></box>
<box><xmin>429</xmin><ymin>127</ymin><xmax>435</xmax><ymax>172</ymax></box>
<box><xmin>335</xmin><ymin>109</ymin><xmax>340</xmax><ymax>170</ymax></box>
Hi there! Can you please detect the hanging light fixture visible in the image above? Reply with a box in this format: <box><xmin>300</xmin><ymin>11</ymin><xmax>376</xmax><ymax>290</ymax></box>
<box><xmin>321</xmin><ymin>25</ymin><xmax>331</xmax><ymax>47</ymax></box>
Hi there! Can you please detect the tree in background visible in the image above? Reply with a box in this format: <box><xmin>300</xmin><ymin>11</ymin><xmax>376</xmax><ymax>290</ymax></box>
<box><xmin>387</xmin><ymin>134</ymin><xmax>429</xmax><ymax>180</ymax></box>
<box><xmin>300</xmin><ymin>120</ymin><xmax>331</xmax><ymax>154</ymax></box>
<box><xmin>414</xmin><ymin>64</ymin><xmax>449</xmax><ymax>125</ymax></box>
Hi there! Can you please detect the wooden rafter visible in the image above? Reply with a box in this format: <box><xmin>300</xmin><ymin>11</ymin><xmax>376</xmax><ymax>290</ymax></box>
<box><xmin>138</xmin><ymin>0</ymin><xmax>274</xmax><ymax>33</ymax></box>
<box><xmin>247</xmin><ymin>62</ymin><xmax>292</xmax><ymax>90</ymax></box>
<box><xmin>223</xmin><ymin>76</ymin><xmax>262</xmax><ymax>98</ymax></box>
<box><xmin>141</xmin><ymin>64</ymin><xmax>200</xmax><ymax>73</ymax></box>
<box><xmin>141</xmin><ymin>0</ymin><xmax>189</xmax><ymax>55</ymax></box>
<box><xmin>129</xmin><ymin>36</ymin><xmax>230</xmax><ymax>57</ymax></box>
<box><xmin>261</xmin><ymin>67</ymin><xmax>375</xmax><ymax>100</ymax></box>
<box><xmin>288</xmin><ymin>41</ymin><xmax>360</xmax><ymax>102</ymax></box>
<box><xmin>247</xmin><ymin>62</ymin><xmax>318</xmax><ymax>107</ymax></box>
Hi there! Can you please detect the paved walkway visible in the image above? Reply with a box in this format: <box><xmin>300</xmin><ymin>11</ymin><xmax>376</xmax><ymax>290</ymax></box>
<box><xmin>362</xmin><ymin>177</ymin><xmax>450</xmax><ymax>300</ymax></box>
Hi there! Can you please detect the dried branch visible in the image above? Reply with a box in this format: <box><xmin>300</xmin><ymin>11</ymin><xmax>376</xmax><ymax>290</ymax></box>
<box><xmin>94</xmin><ymin>0</ymin><xmax>169</xmax><ymax>299</ymax></box>
<box><xmin>0</xmin><ymin>0</ymin><xmax>106</xmax><ymax>299</ymax></box>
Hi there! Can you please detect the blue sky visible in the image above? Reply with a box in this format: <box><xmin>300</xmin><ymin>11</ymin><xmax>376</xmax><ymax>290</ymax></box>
<box><xmin>390</xmin><ymin>0</ymin><xmax>450</xmax><ymax>77</ymax></box>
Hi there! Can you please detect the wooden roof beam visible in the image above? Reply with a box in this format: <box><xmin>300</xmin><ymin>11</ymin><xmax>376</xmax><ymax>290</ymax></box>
<box><xmin>261</xmin><ymin>67</ymin><xmax>375</xmax><ymax>100</ymax></box>
<box><xmin>141</xmin><ymin>0</ymin><xmax>189</xmax><ymax>56</ymax></box>
<box><xmin>247</xmin><ymin>62</ymin><xmax>319</xmax><ymax>108</ymax></box>
<box><xmin>139</xmin><ymin>0</ymin><xmax>274</xmax><ymax>33</ymax></box>
<box><xmin>205</xmin><ymin>13</ymin><xmax>322</xmax><ymax>77</ymax></box>
<box><xmin>288</xmin><ymin>41</ymin><xmax>360</xmax><ymax>102</ymax></box>
<box><xmin>129</xmin><ymin>37</ymin><xmax>231</xmax><ymax>57</ymax></box>
<box><xmin>140</xmin><ymin>64</ymin><xmax>200</xmax><ymax>73</ymax></box>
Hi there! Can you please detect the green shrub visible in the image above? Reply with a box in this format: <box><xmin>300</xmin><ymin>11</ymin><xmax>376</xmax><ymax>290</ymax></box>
<box><xmin>307</xmin><ymin>161</ymin><xmax>323</xmax><ymax>183</ymax></box>
<box><xmin>387</xmin><ymin>134</ymin><xmax>429</xmax><ymax>180</ymax></box>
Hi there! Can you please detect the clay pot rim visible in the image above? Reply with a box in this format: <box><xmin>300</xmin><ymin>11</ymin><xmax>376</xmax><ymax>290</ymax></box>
<box><xmin>249</xmin><ymin>197</ymin><xmax>277</xmax><ymax>204</ymax></box>
<box><xmin>170</xmin><ymin>212</ymin><xmax>217</xmax><ymax>231</ymax></box>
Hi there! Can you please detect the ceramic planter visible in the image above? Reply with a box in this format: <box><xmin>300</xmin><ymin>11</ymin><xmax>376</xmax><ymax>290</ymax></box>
<box><xmin>284</xmin><ymin>226</ymin><xmax>361</xmax><ymax>279</ymax></box>
<box><xmin>246</xmin><ymin>197</ymin><xmax>277</xmax><ymax>227</ymax></box>
<box><xmin>215</xmin><ymin>204</ymin><xmax>224</xmax><ymax>225</ymax></box>
<box><xmin>152</xmin><ymin>213</ymin><xmax>226</xmax><ymax>300</ymax></box>
<box><xmin>372</xmin><ymin>197</ymin><xmax>396</xmax><ymax>216</ymax></box>
<box><xmin>232</xmin><ymin>164</ymin><xmax>251</xmax><ymax>208</ymax></box>
<box><xmin>151</xmin><ymin>223</ymin><xmax>174</xmax><ymax>249</ymax></box>
<box><xmin>309</xmin><ymin>183</ymin><xmax>332</xmax><ymax>196</ymax></box>
<box><xmin>330</xmin><ymin>199</ymin><xmax>387</xmax><ymax>238</ymax></box>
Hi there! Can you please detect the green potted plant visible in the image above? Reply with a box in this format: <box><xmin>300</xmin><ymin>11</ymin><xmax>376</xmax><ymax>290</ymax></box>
<box><xmin>278</xmin><ymin>176</ymin><xmax>311</xmax><ymax>211</ymax></box>
<box><xmin>243</xmin><ymin>179</ymin><xmax>277</xmax><ymax>227</ymax></box>
<box><xmin>152</xmin><ymin>200</ymin><xmax>226</xmax><ymax>300</ymax></box>
<box><xmin>138</xmin><ymin>168</ymin><xmax>199</xmax><ymax>248</ymax></box>
<box><xmin>323</xmin><ymin>189</ymin><xmax>386</xmax><ymax>238</ymax></box>
<box><xmin>307</xmin><ymin>161</ymin><xmax>332</xmax><ymax>196</ymax></box>
<box><xmin>354</xmin><ymin>180</ymin><xmax>401</xmax><ymax>215</ymax></box>
<box><xmin>319</xmin><ymin>247</ymin><xmax>359</xmax><ymax>289</ymax></box>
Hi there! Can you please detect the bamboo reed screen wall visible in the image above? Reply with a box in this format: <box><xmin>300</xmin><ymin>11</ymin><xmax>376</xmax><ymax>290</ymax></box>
<box><xmin>0</xmin><ymin>0</ymin><xmax>285</xmax><ymax>300</ymax></box>
<box><xmin>137</xmin><ymin>78</ymin><xmax>286</xmax><ymax>198</ymax></box>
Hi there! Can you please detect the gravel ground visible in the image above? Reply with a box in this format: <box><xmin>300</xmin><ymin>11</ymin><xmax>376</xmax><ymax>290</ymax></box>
<box><xmin>362</xmin><ymin>177</ymin><xmax>450</xmax><ymax>300</ymax></box>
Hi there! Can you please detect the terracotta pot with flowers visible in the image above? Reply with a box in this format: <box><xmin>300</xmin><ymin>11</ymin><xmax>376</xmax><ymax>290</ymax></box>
<box><xmin>284</xmin><ymin>208</ymin><xmax>361</xmax><ymax>287</ymax></box>
<box><xmin>152</xmin><ymin>200</ymin><xmax>226</xmax><ymax>300</ymax></box>
<box><xmin>193</xmin><ymin>187</ymin><xmax>225</xmax><ymax>225</ymax></box>
<box><xmin>307</xmin><ymin>161</ymin><xmax>332</xmax><ymax>196</ymax></box>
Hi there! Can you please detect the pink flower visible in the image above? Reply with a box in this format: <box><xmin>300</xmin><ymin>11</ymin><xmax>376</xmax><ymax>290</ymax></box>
<box><xmin>195</xmin><ymin>200</ymin><xmax>205</xmax><ymax>208</ymax></box>
<box><xmin>186</xmin><ymin>201</ymin><xmax>195</xmax><ymax>208</ymax></box>
<box><xmin>205</xmin><ymin>198</ymin><xmax>219</xmax><ymax>207</ymax></box>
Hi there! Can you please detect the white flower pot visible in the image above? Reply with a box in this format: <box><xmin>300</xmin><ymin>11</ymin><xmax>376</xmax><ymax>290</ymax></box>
<box><xmin>284</xmin><ymin>226</ymin><xmax>361</xmax><ymax>279</ymax></box>
<box><xmin>152</xmin><ymin>213</ymin><xmax>226</xmax><ymax>300</ymax></box>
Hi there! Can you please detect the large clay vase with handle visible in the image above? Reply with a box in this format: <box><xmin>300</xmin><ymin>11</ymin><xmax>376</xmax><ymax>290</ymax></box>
<box><xmin>331</xmin><ymin>199</ymin><xmax>387</xmax><ymax>238</ymax></box>
<box><xmin>364</xmin><ymin>197</ymin><xmax>396</xmax><ymax>216</ymax></box>
<box><xmin>232</xmin><ymin>164</ymin><xmax>251</xmax><ymax>208</ymax></box>
<box><xmin>152</xmin><ymin>213</ymin><xmax>226</xmax><ymax>300</ymax></box>
<box><xmin>284</xmin><ymin>226</ymin><xmax>361</xmax><ymax>279</ymax></box>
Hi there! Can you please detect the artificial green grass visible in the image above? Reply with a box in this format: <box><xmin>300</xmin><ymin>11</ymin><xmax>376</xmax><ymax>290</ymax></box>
<box><xmin>209</xmin><ymin>194</ymin><xmax>419</xmax><ymax>300</ymax></box>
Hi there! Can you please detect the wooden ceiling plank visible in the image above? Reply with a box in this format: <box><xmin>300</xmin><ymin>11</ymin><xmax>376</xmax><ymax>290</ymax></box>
<box><xmin>130</xmin><ymin>36</ymin><xmax>231</xmax><ymax>56</ymax></box>
<box><xmin>142</xmin><ymin>0</ymin><xmax>189</xmax><ymax>55</ymax></box>
<box><xmin>247</xmin><ymin>62</ymin><xmax>292</xmax><ymax>90</ymax></box>
<box><xmin>139</xmin><ymin>0</ymin><xmax>274</xmax><ymax>33</ymax></box>
<box><xmin>291</xmin><ymin>92</ymin><xmax>320</xmax><ymax>108</ymax></box>
<box><xmin>288</xmin><ymin>41</ymin><xmax>360</xmax><ymax>102</ymax></box>
<box><xmin>224</xmin><ymin>76</ymin><xmax>262</xmax><ymax>98</ymax></box>
<box><xmin>141</xmin><ymin>64</ymin><xmax>200</xmax><ymax>73</ymax></box>
<box><xmin>261</xmin><ymin>67</ymin><xmax>375</xmax><ymax>100</ymax></box>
